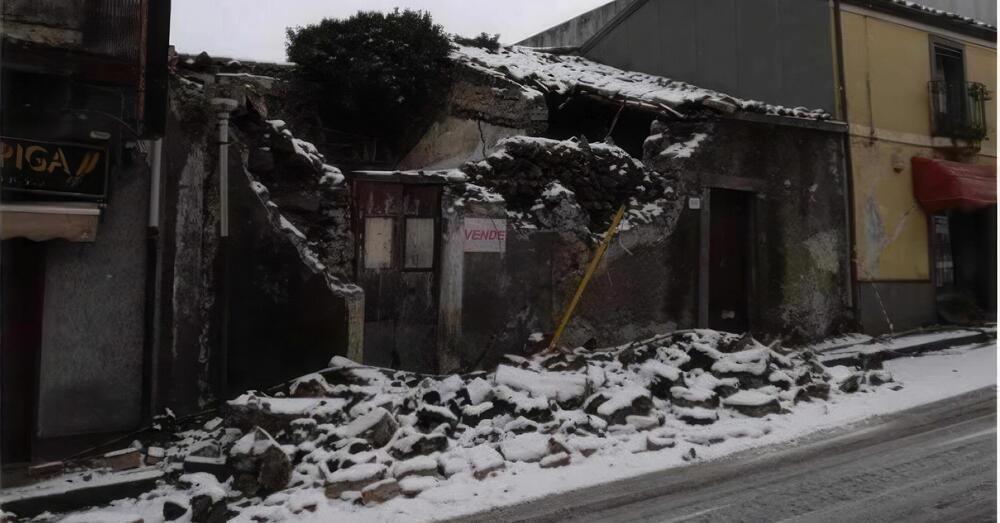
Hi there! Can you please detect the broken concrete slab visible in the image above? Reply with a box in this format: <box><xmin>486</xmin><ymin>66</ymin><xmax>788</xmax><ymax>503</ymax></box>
<box><xmin>0</xmin><ymin>468</ymin><xmax>164</xmax><ymax>519</ymax></box>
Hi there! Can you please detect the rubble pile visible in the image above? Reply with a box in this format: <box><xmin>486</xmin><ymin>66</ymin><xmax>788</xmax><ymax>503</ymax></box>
<box><xmin>107</xmin><ymin>330</ymin><xmax>894</xmax><ymax>519</ymax></box>
<box><xmin>461</xmin><ymin>136</ymin><xmax>674</xmax><ymax>234</ymax></box>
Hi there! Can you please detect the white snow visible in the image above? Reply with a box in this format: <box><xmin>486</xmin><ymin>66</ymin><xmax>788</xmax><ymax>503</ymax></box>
<box><xmin>596</xmin><ymin>387</ymin><xmax>649</xmax><ymax>417</ymax></box>
<box><xmin>45</xmin><ymin>338</ymin><xmax>997</xmax><ymax>523</ymax></box>
<box><xmin>658</xmin><ymin>133</ymin><xmax>708</xmax><ymax>159</ymax></box>
<box><xmin>468</xmin><ymin>445</ymin><xmax>505</xmax><ymax>473</ymax></box>
<box><xmin>722</xmin><ymin>390</ymin><xmax>778</xmax><ymax>407</ymax></box>
<box><xmin>495</xmin><ymin>365</ymin><xmax>587</xmax><ymax>403</ymax></box>
<box><xmin>541</xmin><ymin>181</ymin><xmax>574</xmax><ymax>199</ymax></box>
<box><xmin>711</xmin><ymin>348</ymin><xmax>769</xmax><ymax>375</ymax></box>
<box><xmin>326</xmin><ymin>463</ymin><xmax>386</xmax><ymax>484</ymax></box>
<box><xmin>499</xmin><ymin>433</ymin><xmax>551</xmax><ymax>463</ymax></box>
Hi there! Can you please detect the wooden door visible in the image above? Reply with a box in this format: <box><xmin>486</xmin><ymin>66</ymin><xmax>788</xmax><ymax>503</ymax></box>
<box><xmin>354</xmin><ymin>180</ymin><xmax>441</xmax><ymax>372</ymax></box>
<box><xmin>708</xmin><ymin>189</ymin><xmax>751</xmax><ymax>333</ymax></box>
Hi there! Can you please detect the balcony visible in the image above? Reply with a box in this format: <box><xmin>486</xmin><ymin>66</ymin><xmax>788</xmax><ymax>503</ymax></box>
<box><xmin>928</xmin><ymin>81</ymin><xmax>990</xmax><ymax>141</ymax></box>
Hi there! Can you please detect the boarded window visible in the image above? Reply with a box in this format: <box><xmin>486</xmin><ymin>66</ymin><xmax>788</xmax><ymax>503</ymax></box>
<box><xmin>404</xmin><ymin>218</ymin><xmax>435</xmax><ymax>269</ymax></box>
<box><xmin>364</xmin><ymin>217</ymin><xmax>394</xmax><ymax>269</ymax></box>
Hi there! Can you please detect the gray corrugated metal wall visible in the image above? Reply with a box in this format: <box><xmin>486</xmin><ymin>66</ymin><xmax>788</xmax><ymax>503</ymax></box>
<box><xmin>517</xmin><ymin>0</ymin><xmax>636</xmax><ymax>48</ymax></box>
<box><xmin>912</xmin><ymin>0</ymin><xmax>995</xmax><ymax>25</ymax></box>
<box><xmin>584</xmin><ymin>0</ymin><xmax>838</xmax><ymax>114</ymax></box>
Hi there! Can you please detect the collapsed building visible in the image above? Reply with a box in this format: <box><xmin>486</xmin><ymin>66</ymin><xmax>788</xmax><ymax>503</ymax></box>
<box><xmin>158</xmin><ymin>41</ymin><xmax>853</xmax><ymax>408</ymax></box>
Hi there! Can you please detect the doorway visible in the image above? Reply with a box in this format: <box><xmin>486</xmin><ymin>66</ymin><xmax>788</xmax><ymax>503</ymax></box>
<box><xmin>707</xmin><ymin>188</ymin><xmax>752</xmax><ymax>333</ymax></box>
<box><xmin>353</xmin><ymin>179</ymin><xmax>442</xmax><ymax>373</ymax></box>
<box><xmin>1</xmin><ymin>239</ymin><xmax>45</xmax><ymax>464</ymax></box>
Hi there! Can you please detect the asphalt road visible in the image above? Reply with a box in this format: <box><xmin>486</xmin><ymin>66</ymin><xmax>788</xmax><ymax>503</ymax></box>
<box><xmin>464</xmin><ymin>387</ymin><xmax>997</xmax><ymax>523</ymax></box>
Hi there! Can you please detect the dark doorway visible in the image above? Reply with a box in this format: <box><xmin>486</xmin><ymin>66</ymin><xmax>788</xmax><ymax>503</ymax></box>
<box><xmin>945</xmin><ymin>206</ymin><xmax>997</xmax><ymax>315</ymax></box>
<box><xmin>1</xmin><ymin>239</ymin><xmax>45</xmax><ymax>464</ymax></box>
<box><xmin>708</xmin><ymin>189</ymin><xmax>752</xmax><ymax>333</ymax></box>
<box><xmin>353</xmin><ymin>179</ymin><xmax>442</xmax><ymax>373</ymax></box>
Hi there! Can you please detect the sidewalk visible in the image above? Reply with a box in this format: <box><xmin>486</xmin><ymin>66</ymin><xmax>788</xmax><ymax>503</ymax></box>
<box><xmin>814</xmin><ymin>325</ymin><xmax>996</xmax><ymax>367</ymax></box>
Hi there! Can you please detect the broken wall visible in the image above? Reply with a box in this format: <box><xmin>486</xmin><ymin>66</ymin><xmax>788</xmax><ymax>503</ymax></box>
<box><xmin>398</xmin><ymin>63</ymin><xmax>548</xmax><ymax>170</ymax></box>
<box><xmin>444</xmin><ymin>116</ymin><xmax>850</xmax><ymax>370</ymax></box>
<box><xmin>157</xmin><ymin>76</ymin><xmax>360</xmax><ymax>414</ymax></box>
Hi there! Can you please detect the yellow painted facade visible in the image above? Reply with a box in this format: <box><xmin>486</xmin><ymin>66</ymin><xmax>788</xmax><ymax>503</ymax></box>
<box><xmin>840</xmin><ymin>10</ymin><xmax>996</xmax><ymax>282</ymax></box>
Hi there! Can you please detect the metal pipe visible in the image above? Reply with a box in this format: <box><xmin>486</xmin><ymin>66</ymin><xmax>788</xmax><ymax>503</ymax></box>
<box><xmin>148</xmin><ymin>138</ymin><xmax>162</xmax><ymax>227</ymax></box>
<box><xmin>210</xmin><ymin>98</ymin><xmax>237</xmax><ymax>397</ymax></box>
<box><xmin>142</xmin><ymin>138</ymin><xmax>163</xmax><ymax>422</ymax></box>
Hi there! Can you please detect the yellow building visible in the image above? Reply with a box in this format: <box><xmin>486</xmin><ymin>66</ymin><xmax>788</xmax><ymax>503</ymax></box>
<box><xmin>836</xmin><ymin>0</ymin><xmax>997</xmax><ymax>333</ymax></box>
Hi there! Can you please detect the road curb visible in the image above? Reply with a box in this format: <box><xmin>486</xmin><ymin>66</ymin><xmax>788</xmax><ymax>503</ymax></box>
<box><xmin>821</xmin><ymin>330</ymin><xmax>995</xmax><ymax>368</ymax></box>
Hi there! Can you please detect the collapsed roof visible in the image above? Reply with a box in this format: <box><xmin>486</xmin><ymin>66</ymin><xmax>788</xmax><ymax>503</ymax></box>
<box><xmin>452</xmin><ymin>45</ymin><xmax>832</xmax><ymax>121</ymax></box>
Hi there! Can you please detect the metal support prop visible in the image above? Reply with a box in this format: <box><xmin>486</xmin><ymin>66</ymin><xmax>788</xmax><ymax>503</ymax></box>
<box><xmin>546</xmin><ymin>205</ymin><xmax>627</xmax><ymax>352</ymax></box>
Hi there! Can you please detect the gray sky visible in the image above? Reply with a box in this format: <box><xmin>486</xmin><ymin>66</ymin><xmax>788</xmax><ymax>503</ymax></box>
<box><xmin>170</xmin><ymin>0</ymin><xmax>610</xmax><ymax>62</ymax></box>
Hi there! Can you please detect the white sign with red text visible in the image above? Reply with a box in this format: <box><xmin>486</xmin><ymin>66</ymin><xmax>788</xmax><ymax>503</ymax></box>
<box><xmin>463</xmin><ymin>217</ymin><xmax>507</xmax><ymax>253</ymax></box>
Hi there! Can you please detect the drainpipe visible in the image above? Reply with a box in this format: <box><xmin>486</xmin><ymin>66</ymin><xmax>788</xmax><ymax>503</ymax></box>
<box><xmin>143</xmin><ymin>138</ymin><xmax>163</xmax><ymax>422</ymax></box>
<box><xmin>832</xmin><ymin>0</ymin><xmax>860</xmax><ymax>324</ymax></box>
<box><xmin>211</xmin><ymin>98</ymin><xmax>238</xmax><ymax>398</ymax></box>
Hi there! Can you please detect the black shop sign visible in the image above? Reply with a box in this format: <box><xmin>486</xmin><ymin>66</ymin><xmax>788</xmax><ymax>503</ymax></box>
<box><xmin>1</xmin><ymin>136</ymin><xmax>109</xmax><ymax>199</ymax></box>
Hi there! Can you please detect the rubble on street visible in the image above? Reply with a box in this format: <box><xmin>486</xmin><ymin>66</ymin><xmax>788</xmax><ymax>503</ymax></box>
<box><xmin>2</xmin><ymin>329</ymin><xmax>903</xmax><ymax>521</ymax></box>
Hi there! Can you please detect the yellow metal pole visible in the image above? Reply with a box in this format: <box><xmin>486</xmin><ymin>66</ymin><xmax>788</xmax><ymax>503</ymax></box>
<box><xmin>546</xmin><ymin>205</ymin><xmax>627</xmax><ymax>352</ymax></box>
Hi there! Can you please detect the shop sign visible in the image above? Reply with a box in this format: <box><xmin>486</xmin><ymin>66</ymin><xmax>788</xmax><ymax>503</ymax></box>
<box><xmin>463</xmin><ymin>217</ymin><xmax>506</xmax><ymax>253</ymax></box>
<box><xmin>1</xmin><ymin>136</ymin><xmax>108</xmax><ymax>199</ymax></box>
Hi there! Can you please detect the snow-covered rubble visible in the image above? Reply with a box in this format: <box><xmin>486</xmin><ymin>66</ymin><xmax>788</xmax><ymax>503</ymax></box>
<box><xmin>36</xmin><ymin>329</ymin><xmax>903</xmax><ymax>522</ymax></box>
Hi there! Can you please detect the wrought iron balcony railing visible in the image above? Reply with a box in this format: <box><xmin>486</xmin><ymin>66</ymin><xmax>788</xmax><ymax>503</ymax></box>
<box><xmin>928</xmin><ymin>81</ymin><xmax>990</xmax><ymax>141</ymax></box>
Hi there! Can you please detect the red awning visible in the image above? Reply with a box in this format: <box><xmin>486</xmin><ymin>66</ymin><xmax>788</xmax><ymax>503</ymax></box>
<box><xmin>912</xmin><ymin>157</ymin><xmax>996</xmax><ymax>213</ymax></box>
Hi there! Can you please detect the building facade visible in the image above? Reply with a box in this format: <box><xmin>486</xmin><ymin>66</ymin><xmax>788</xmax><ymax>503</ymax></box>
<box><xmin>522</xmin><ymin>0</ymin><xmax>997</xmax><ymax>334</ymax></box>
<box><xmin>1</xmin><ymin>0</ymin><xmax>171</xmax><ymax>462</ymax></box>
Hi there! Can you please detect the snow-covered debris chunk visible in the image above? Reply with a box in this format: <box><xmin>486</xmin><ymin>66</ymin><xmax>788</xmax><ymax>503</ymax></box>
<box><xmin>324</xmin><ymin>463</ymin><xmax>387</xmax><ymax>499</ymax></box>
<box><xmin>361</xmin><ymin>478</ymin><xmax>401</xmax><ymax>505</ymax></box>
<box><xmin>337</xmin><ymin>407</ymin><xmax>398</xmax><ymax>448</ymax></box>
<box><xmin>328</xmin><ymin>355</ymin><xmax>360</xmax><ymax>369</ymax></box>
<box><xmin>400</xmin><ymin>475</ymin><xmax>439</xmax><ymax>496</ymax></box>
<box><xmin>392</xmin><ymin>455</ymin><xmax>439</xmax><ymax>480</ymax></box>
<box><xmin>390</xmin><ymin>431</ymin><xmax>448</xmax><ymax>460</ymax></box>
<box><xmin>669</xmin><ymin>386</ymin><xmax>718</xmax><ymax>408</ymax></box>
<box><xmin>593</xmin><ymin>387</ymin><xmax>653</xmax><ymax>425</ymax></box>
<box><xmin>646</xmin><ymin>430</ymin><xmax>677</xmax><ymax>451</ymax></box>
<box><xmin>289</xmin><ymin>373</ymin><xmax>332</xmax><ymax>397</ymax></box>
<box><xmin>437</xmin><ymin>451</ymin><xmax>470</xmax><ymax>478</ymax></box>
<box><xmin>468</xmin><ymin>445</ymin><xmax>505</xmax><ymax>479</ymax></box>
<box><xmin>674</xmin><ymin>406</ymin><xmax>719</xmax><ymax>426</ymax></box>
<box><xmin>625</xmin><ymin>414</ymin><xmax>661</xmax><ymax>431</ymax></box>
<box><xmin>722</xmin><ymin>390</ymin><xmax>782</xmax><ymax>417</ymax></box>
<box><xmin>712</xmin><ymin>348</ymin><xmax>770</xmax><ymax>376</ymax></box>
<box><xmin>498</xmin><ymin>433</ymin><xmax>552</xmax><ymax>463</ymax></box>
<box><xmin>465</xmin><ymin>377</ymin><xmax>494</xmax><ymax>405</ymax></box>
<box><xmin>226</xmin><ymin>393</ymin><xmax>347</xmax><ymax>433</ymax></box>
<box><xmin>228</xmin><ymin>427</ymin><xmax>292</xmax><ymax>495</ymax></box>
<box><xmin>539</xmin><ymin>452</ymin><xmax>571</xmax><ymax>468</ymax></box>
<box><xmin>60</xmin><ymin>512</ymin><xmax>143</xmax><ymax>523</ymax></box>
<box><xmin>416</xmin><ymin>404</ymin><xmax>458</xmax><ymax>431</ymax></box>
<box><xmin>495</xmin><ymin>365</ymin><xmax>587</xmax><ymax>405</ymax></box>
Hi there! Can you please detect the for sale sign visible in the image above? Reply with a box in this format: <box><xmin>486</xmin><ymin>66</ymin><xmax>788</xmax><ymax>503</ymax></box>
<box><xmin>463</xmin><ymin>217</ymin><xmax>506</xmax><ymax>253</ymax></box>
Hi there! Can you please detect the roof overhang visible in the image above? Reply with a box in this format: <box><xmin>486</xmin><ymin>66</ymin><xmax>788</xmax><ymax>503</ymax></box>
<box><xmin>839</xmin><ymin>0</ymin><xmax>996</xmax><ymax>42</ymax></box>
<box><xmin>911</xmin><ymin>157</ymin><xmax>996</xmax><ymax>213</ymax></box>
<box><xmin>0</xmin><ymin>201</ymin><xmax>101</xmax><ymax>242</ymax></box>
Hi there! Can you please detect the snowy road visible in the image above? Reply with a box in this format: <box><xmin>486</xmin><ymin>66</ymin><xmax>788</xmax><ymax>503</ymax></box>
<box><xmin>463</xmin><ymin>386</ymin><xmax>997</xmax><ymax>523</ymax></box>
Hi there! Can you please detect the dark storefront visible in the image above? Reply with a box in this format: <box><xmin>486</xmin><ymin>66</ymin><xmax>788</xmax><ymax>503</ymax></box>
<box><xmin>1</xmin><ymin>0</ymin><xmax>170</xmax><ymax>463</ymax></box>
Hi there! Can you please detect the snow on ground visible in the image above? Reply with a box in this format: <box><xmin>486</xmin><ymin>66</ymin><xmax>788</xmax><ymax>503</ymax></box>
<box><xmin>38</xmin><ymin>339</ymin><xmax>995</xmax><ymax>523</ymax></box>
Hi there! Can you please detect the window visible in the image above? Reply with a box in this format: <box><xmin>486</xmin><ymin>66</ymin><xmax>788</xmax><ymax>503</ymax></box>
<box><xmin>927</xmin><ymin>39</ymin><xmax>986</xmax><ymax>140</ymax></box>
<box><xmin>932</xmin><ymin>215</ymin><xmax>954</xmax><ymax>288</ymax></box>
<box><xmin>363</xmin><ymin>217</ymin><xmax>394</xmax><ymax>269</ymax></box>
<box><xmin>404</xmin><ymin>218</ymin><xmax>435</xmax><ymax>269</ymax></box>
